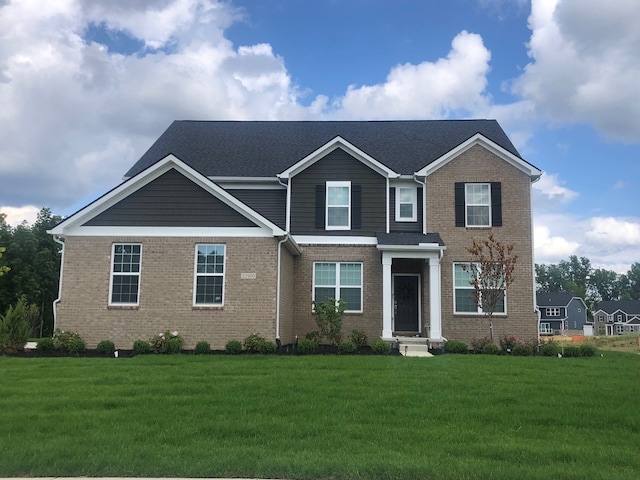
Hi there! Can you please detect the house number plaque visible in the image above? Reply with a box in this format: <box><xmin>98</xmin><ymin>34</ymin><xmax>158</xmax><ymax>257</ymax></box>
<box><xmin>241</xmin><ymin>272</ymin><xmax>257</xmax><ymax>280</ymax></box>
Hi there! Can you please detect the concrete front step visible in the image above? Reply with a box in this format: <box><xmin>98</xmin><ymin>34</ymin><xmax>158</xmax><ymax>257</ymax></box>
<box><xmin>398</xmin><ymin>342</ymin><xmax>434</xmax><ymax>357</ymax></box>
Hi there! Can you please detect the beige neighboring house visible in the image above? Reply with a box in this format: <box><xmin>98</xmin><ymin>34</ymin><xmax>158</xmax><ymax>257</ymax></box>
<box><xmin>49</xmin><ymin>120</ymin><xmax>542</xmax><ymax>350</ymax></box>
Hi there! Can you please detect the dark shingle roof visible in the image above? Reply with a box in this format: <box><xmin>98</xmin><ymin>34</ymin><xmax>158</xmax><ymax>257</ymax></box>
<box><xmin>596</xmin><ymin>300</ymin><xmax>640</xmax><ymax>315</ymax></box>
<box><xmin>126</xmin><ymin>120</ymin><xmax>525</xmax><ymax>178</ymax></box>
<box><xmin>536</xmin><ymin>291</ymin><xmax>581</xmax><ymax>307</ymax></box>
<box><xmin>377</xmin><ymin>232</ymin><xmax>444</xmax><ymax>246</ymax></box>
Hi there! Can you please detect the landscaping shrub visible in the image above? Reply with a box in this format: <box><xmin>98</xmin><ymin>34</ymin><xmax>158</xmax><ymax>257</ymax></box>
<box><xmin>66</xmin><ymin>336</ymin><xmax>86</xmax><ymax>355</ymax></box>
<box><xmin>305</xmin><ymin>330</ymin><xmax>322</xmax><ymax>344</ymax></box>
<box><xmin>0</xmin><ymin>298</ymin><xmax>32</xmax><ymax>353</ymax></box>
<box><xmin>52</xmin><ymin>329</ymin><xmax>85</xmax><ymax>353</ymax></box>
<box><xmin>349</xmin><ymin>329</ymin><xmax>368</xmax><ymax>348</ymax></box>
<box><xmin>563</xmin><ymin>345</ymin><xmax>581</xmax><ymax>357</ymax></box>
<box><xmin>194</xmin><ymin>341</ymin><xmax>211</xmax><ymax>355</ymax></box>
<box><xmin>96</xmin><ymin>340</ymin><xmax>116</xmax><ymax>355</ymax></box>
<box><xmin>482</xmin><ymin>343</ymin><xmax>500</xmax><ymax>355</ymax></box>
<box><xmin>313</xmin><ymin>297</ymin><xmax>345</xmax><ymax>345</ymax></box>
<box><xmin>243</xmin><ymin>333</ymin><xmax>266</xmax><ymax>353</ymax></box>
<box><xmin>470</xmin><ymin>336</ymin><xmax>491</xmax><ymax>354</ymax></box>
<box><xmin>297</xmin><ymin>338</ymin><xmax>317</xmax><ymax>355</ymax></box>
<box><xmin>499</xmin><ymin>335</ymin><xmax>518</xmax><ymax>354</ymax></box>
<box><xmin>371</xmin><ymin>338</ymin><xmax>390</xmax><ymax>355</ymax></box>
<box><xmin>258</xmin><ymin>340</ymin><xmax>277</xmax><ymax>354</ymax></box>
<box><xmin>338</xmin><ymin>341</ymin><xmax>357</xmax><ymax>354</ymax></box>
<box><xmin>512</xmin><ymin>343</ymin><xmax>533</xmax><ymax>356</ymax></box>
<box><xmin>149</xmin><ymin>331</ymin><xmax>182</xmax><ymax>354</ymax></box>
<box><xmin>444</xmin><ymin>340</ymin><xmax>468</xmax><ymax>354</ymax></box>
<box><xmin>133</xmin><ymin>339</ymin><xmax>151</xmax><ymax>355</ymax></box>
<box><xmin>225</xmin><ymin>340</ymin><xmax>242</xmax><ymax>354</ymax></box>
<box><xmin>36</xmin><ymin>337</ymin><xmax>54</xmax><ymax>352</ymax></box>
<box><xmin>541</xmin><ymin>341</ymin><xmax>560</xmax><ymax>357</ymax></box>
<box><xmin>579</xmin><ymin>343</ymin><xmax>596</xmax><ymax>357</ymax></box>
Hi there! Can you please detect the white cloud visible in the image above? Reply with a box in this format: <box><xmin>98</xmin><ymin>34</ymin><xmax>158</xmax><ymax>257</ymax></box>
<box><xmin>512</xmin><ymin>0</ymin><xmax>640</xmax><ymax>141</ymax></box>
<box><xmin>0</xmin><ymin>206</ymin><xmax>40</xmax><ymax>227</ymax></box>
<box><xmin>534</xmin><ymin>223</ymin><xmax>580</xmax><ymax>263</ymax></box>
<box><xmin>532</xmin><ymin>172</ymin><xmax>579</xmax><ymax>209</ymax></box>
<box><xmin>585</xmin><ymin>217</ymin><xmax>640</xmax><ymax>247</ymax></box>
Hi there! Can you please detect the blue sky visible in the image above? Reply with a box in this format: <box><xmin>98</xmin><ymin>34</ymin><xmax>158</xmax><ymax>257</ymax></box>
<box><xmin>0</xmin><ymin>0</ymin><xmax>638</xmax><ymax>272</ymax></box>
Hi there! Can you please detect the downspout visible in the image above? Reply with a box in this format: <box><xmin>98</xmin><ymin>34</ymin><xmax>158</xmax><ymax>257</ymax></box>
<box><xmin>52</xmin><ymin>235</ymin><xmax>65</xmax><ymax>334</ymax></box>
<box><xmin>413</xmin><ymin>175</ymin><xmax>427</xmax><ymax>234</ymax></box>
<box><xmin>275</xmin><ymin>235</ymin><xmax>288</xmax><ymax>342</ymax></box>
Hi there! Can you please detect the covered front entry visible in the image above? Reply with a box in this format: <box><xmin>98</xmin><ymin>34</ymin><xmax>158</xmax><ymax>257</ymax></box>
<box><xmin>393</xmin><ymin>274</ymin><xmax>420</xmax><ymax>332</ymax></box>
<box><xmin>377</xmin><ymin>233</ymin><xmax>446</xmax><ymax>343</ymax></box>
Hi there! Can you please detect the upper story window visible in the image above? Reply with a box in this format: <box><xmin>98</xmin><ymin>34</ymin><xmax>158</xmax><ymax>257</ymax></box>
<box><xmin>395</xmin><ymin>186</ymin><xmax>417</xmax><ymax>222</ymax></box>
<box><xmin>616</xmin><ymin>313</ymin><xmax>623</xmax><ymax>322</ymax></box>
<box><xmin>546</xmin><ymin>307</ymin><xmax>560</xmax><ymax>317</ymax></box>
<box><xmin>110</xmin><ymin>243</ymin><xmax>141</xmax><ymax>305</ymax></box>
<box><xmin>194</xmin><ymin>244</ymin><xmax>225</xmax><ymax>306</ymax></box>
<box><xmin>455</xmin><ymin>182</ymin><xmax>502</xmax><ymax>228</ymax></box>
<box><xmin>326</xmin><ymin>181</ymin><xmax>351</xmax><ymax>230</ymax></box>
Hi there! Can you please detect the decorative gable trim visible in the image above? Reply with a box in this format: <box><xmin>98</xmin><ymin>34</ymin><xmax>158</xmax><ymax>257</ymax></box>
<box><xmin>278</xmin><ymin>136</ymin><xmax>400</xmax><ymax>179</ymax></box>
<box><xmin>416</xmin><ymin>133</ymin><xmax>542</xmax><ymax>181</ymax></box>
<box><xmin>49</xmin><ymin>154</ymin><xmax>285</xmax><ymax>237</ymax></box>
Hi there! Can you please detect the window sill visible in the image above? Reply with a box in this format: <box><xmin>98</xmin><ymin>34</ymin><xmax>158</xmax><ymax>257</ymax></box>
<box><xmin>108</xmin><ymin>305</ymin><xmax>140</xmax><ymax>310</ymax></box>
<box><xmin>192</xmin><ymin>305</ymin><xmax>224</xmax><ymax>310</ymax></box>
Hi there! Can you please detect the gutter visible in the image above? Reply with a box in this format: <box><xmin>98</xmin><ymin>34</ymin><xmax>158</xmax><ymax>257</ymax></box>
<box><xmin>274</xmin><ymin>233</ymin><xmax>301</xmax><ymax>342</ymax></box>
<box><xmin>50</xmin><ymin>234</ymin><xmax>65</xmax><ymax>333</ymax></box>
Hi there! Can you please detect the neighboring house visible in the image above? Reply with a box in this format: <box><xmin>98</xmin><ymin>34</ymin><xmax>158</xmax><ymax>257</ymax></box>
<box><xmin>593</xmin><ymin>300</ymin><xmax>640</xmax><ymax>336</ymax></box>
<box><xmin>536</xmin><ymin>292</ymin><xmax>589</xmax><ymax>335</ymax></box>
<box><xmin>49</xmin><ymin>120</ymin><xmax>542</xmax><ymax>350</ymax></box>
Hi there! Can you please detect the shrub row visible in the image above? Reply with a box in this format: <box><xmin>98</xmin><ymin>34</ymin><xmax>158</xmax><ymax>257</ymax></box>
<box><xmin>445</xmin><ymin>336</ymin><xmax>597</xmax><ymax>357</ymax></box>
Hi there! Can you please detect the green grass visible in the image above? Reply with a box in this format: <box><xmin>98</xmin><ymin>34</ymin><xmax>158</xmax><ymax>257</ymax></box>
<box><xmin>0</xmin><ymin>353</ymin><xmax>638</xmax><ymax>479</ymax></box>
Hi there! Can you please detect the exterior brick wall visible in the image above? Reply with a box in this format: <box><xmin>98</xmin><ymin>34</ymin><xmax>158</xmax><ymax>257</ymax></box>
<box><xmin>56</xmin><ymin>236</ymin><xmax>281</xmax><ymax>349</ymax></box>
<box><xmin>426</xmin><ymin>145</ymin><xmax>538</xmax><ymax>344</ymax></box>
<box><xmin>278</xmin><ymin>246</ymin><xmax>296</xmax><ymax>345</ymax></box>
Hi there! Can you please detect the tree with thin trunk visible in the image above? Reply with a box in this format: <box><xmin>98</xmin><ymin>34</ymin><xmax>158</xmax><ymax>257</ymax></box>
<box><xmin>462</xmin><ymin>233</ymin><xmax>518</xmax><ymax>342</ymax></box>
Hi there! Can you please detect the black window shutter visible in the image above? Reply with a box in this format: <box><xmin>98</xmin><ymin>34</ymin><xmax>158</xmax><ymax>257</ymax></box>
<box><xmin>352</xmin><ymin>185</ymin><xmax>361</xmax><ymax>229</ymax></box>
<box><xmin>491</xmin><ymin>182</ymin><xmax>502</xmax><ymax>227</ymax></box>
<box><xmin>455</xmin><ymin>182</ymin><xmax>465</xmax><ymax>227</ymax></box>
<box><xmin>315</xmin><ymin>185</ymin><xmax>325</xmax><ymax>229</ymax></box>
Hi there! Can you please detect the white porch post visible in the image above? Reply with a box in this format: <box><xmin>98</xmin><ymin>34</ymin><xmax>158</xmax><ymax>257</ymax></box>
<box><xmin>382</xmin><ymin>253</ymin><xmax>393</xmax><ymax>339</ymax></box>
<box><xmin>429</xmin><ymin>256</ymin><xmax>443</xmax><ymax>340</ymax></box>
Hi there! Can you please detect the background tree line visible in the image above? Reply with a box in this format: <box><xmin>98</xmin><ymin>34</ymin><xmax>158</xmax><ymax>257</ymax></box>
<box><xmin>0</xmin><ymin>208</ymin><xmax>62</xmax><ymax>337</ymax></box>
<box><xmin>536</xmin><ymin>255</ymin><xmax>640</xmax><ymax>314</ymax></box>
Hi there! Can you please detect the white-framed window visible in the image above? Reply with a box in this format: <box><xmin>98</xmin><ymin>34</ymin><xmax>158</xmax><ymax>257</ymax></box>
<box><xmin>453</xmin><ymin>262</ymin><xmax>506</xmax><ymax>314</ymax></box>
<box><xmin>313</xmin><ymin>262</ymin><xmax>362</xmax><ymax>312</ymax></box>
<box><xmin>465</xmin><ymin>183</ymin><xmax>491</xmax><ymax>227</ymax></box>
<box><xmin>616</xmin><ymin>324</ymin><xmax>624</xmax><ymax>334</ymax></box>
<box><xmin>546</xmin><ymin>307</ymin><xmax>560</xmax><ymax>317</ymax></box>
<box><xmin>326</xmin><ymin>181</ymin><xmax>351</xmax><ymax>230</ymax></box>
<box><xmin>598</xmin><ymin>314</ymin><xmax>605</xmax><ymax>322</ymax></box>
<box><xmin>109</xmin><ymin>243</ymin><xmax>141</xmax><ymax>305</ymax></box>
<box><xmin>616</xmin><ymin>314</ymin><xmax>623</xmax><ymax>322</ymax></box>
<box><xmin>540</xmin><ymin>323</ymin><xmax>552</xmax><ymax>334</ymax></box>
<box><xmin>395</xmin><ymin>186</ymin><xmax>417</xmax><ymax>222</ymax></box>
<box><xmin>194</xmin><ymin>244</ymin><xmax>225</xmax><ymax>305</ymax></box>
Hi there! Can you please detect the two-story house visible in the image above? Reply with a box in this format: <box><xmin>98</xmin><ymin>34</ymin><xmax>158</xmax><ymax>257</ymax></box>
<box><xmin>593</xmin><ymin>300</ymin><xmax>640</xmax><ymax>335</ymax></box>
<box><xmin>536</xmin><ymin>292</ymin><xmax>589</xmax><ymax>335</ymax></box>
<box><xmin>49</xmin><ymin>120</ymin><xmax>542</xmax><ymax>350</ymax></box>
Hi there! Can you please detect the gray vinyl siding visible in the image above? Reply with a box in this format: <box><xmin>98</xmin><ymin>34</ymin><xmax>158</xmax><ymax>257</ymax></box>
<box><xmin>289</xmin><ymin>148</ymin><xmax>387</xmax><ymax>236</ymax></box>
<box><xmin>229</xmin><ymin>189</ymin><xmax>286</xmax><ymax>228</ymax></box>
<box><xmin>84</xmin><ymin>169</ymin><xmax>257</xmax><ymax>227</ymax></box>
<box><xmin>389</xmin><ymin>187</ymin><xmax>423</xmax><ymax>232</ymax></box>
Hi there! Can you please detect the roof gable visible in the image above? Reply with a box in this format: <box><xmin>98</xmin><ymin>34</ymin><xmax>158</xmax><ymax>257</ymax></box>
<box><xmin>596</xmin><ymin>300</ymin><xmax>640</xmax><ymax>315</ymax></box>
<box><xmin>536</xmin><ymin>291</ymin><xmax>582</xmax><ymax>307</ymax></box>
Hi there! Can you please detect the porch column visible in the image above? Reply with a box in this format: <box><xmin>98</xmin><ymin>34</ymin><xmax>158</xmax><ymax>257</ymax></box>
<box><xmin>382</xmin><ymin>253</ymin><xmax>393</xmax><ymax>339</ymax></box>
<box><xmin>429</xmin><ymin>256</ymin><xmax>443</xmax><ymax>340</ymax></box>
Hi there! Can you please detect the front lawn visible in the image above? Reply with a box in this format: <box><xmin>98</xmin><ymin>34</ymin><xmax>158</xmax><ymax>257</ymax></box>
<box><xmin>0</xmin><ymin>353</ymin><xmax>638</xmax><ymax>479</ymax></box>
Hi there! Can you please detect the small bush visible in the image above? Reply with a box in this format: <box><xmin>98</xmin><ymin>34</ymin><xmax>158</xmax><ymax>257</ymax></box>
<box><xmin>297</xmin><ymin>338</ymin><xmax>317</xmax><ymax>355</ymax></box>
<box><xmin>349</xmin><ymin>330</ymin><xmax>368</xmax><ymax>348</ymax></box>
<box><xmin>540</xmin><ymin>341</ymin><xmax>560</xmax><ymax>357</ymax></box>
<box><xmin>445</xmin><ymin>340</ymin><xmax>468</xmax><ymax>354</ymax></box>
<box><xmin>579</xmin><ymin>343</ymin><xmax>596</xmax><ymax>357</ymax></box>
<box><xmin>96</xmin><ymin>340</ymin><xmax>116</xmax><ymax>355</ymax></box>
<box><xmin>52</xmin><ymin>329</ymin><xmax>85</xmax><ymax>353</ymax></box>
<box><xmin>0</xmin><ymin>298</ymin><xmax>31</xmax><ymax>353</ymax></box>
<box><xmin>371</xmin><ymin>338</ymin><xmax>390</xmax><ymax>355</ymax></box>
<box><xmin>164</xmin><ymin>337</ymin><xmax>182</xmax><ymax>354</ymax></box>
<box><xmin>470</xmin><ymin>336</ymin><xmax>492</xmax><ymax>354</ymax></box>
<box><xmin>133</xmin><ymin>340</ymin><xmax>151</xmax><ymax>355</ymax></box>
<box><xmin>499</xmin><ymin>335</ymin><xmax>518</xmax><ymax>354</ymax></box>
<box><xmin>225</xmin><ymin>340</ymin><xmax>242</xmax><ymax>354</ymax></box>
<box><xmin>482</xmin><ymin>343</ymin><xmax>500</xmax><ymax>355</ymax></box>
<box><xmin>258</xmin><ymin>340</ymin><xmax>277</xmax><ymax>354</ymax></box>
<box><xmin>563</xmin><ymin>345</ymin><xmax>581</xmax><ymax>357</ymax></box>
<box><xmin>338</xmin><ymin>341</ymin><xmax>357</xmax><ymax>354</ymax></box>
<box><xmin>66</xmin><ymin>337</ymin><xmax>86</xmax><ymax>355</ymax></box>
<box><xmin>305</xmin><ymin>330</ymin><xmax>322</xmax><ymax>344</ymax></box>
<box><xmin>512</xmin><ymin>343</ymin><xmax>533</xmax><ymax>356</ymax></box>
<box><xmin>149</xmin><ymin>330</ymin><xmax>182</xmax><ymax>354</ymax></box>
<box><xmin>36</xmin><ymin>337</ymin><xmax>54</xmax><ymax>352</ymax></box>
<box><xmin>194</xmin><ymin>341</ymin><xmax>211</xmax><ymax>355</ymax></box>
<box><xmin>243</xmin><ymin>333</ymin><xmax>267</xmax><ymax>353</ymax></box>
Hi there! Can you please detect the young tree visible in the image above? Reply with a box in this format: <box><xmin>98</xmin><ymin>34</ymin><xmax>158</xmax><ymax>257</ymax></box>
<box><xmin>462</xmin><ymin>233</ymin><xmax>518</xmax><ymax>342</ymax></box>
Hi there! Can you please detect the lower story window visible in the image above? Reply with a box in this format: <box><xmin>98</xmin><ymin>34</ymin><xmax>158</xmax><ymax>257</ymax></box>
<box><xmin>313</xmin><ymin>262</ymin><xmax>362</xmax><ymax>312</ymax></box>
<box><xmin>194</xmin><ymin>244</ymin><xmax>225</xmax><ymax>305</ymax></box>
<box><xmin>453</xmin><ymin>263</ymin><xmax>505</xmax><ymax>314</ymax></box>
<box><xmin>110</xmin><ymin>244</ymin><xmax>141</xmax><ymax>305</ymax></box>
<box><xmin>540</xmin><ymin>323</ymin><xmax>552</xmax><ymax>334</ymax></box>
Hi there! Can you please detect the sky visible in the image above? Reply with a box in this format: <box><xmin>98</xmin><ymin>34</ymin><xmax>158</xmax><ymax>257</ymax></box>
<box><xmin>0</xmin><ymin>0</ymin><xmax>638</xmax><ymax>273</ymax></box>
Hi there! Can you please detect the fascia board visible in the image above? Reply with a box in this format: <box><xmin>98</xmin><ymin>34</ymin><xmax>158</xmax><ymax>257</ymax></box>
<box><xmin>51</xmin><ymin>154</ymin><xmax>285</xmax><ymax>237</ymax></box>
<box><xmin>278</xmin><ymin>136</ymin><xmax>399</xmax><ymax>179</ymax></box>
<box><xmin>416</xmin><ymin>134</ymin><xmax>543</xmax><ymax>180</ymax></box>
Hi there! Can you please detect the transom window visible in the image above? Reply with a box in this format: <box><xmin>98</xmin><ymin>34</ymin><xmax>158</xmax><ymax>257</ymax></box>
<box><xmin>326</xmin><ymin>181</ymin><xmax>351</xmax><ymax>230</ymax></box>
<box><xmin>396</xmin><ymin>186</ymin><xmax>417</xmax><ymax>221</ymax></box>
<box><xmin>313</xmin><ymin>262</ymin><xmax>362</xmax><ymax>312</ymax></box>
<box><xmin>110</xmin><ymin>244</ymin><xmax>141</xmax><ymax>305</ymax></box>
<box><xmin>546</xmin><ymin>307</ymin><xmax>560</xmax><ymax>317</ymax></box>
<box><xmin>453</xmin><ymin>262</ymin><xmax>505</xmax><ymax>314</ymax></box>
<box><xmin>194</xmin><ymin>244</ymin><xmax>225</xmax><ymax>305</ymax></box>
<box><xmin>465</xmin><ymin>183</ymin><xmax>491</xmax><ymax>227</ymax></box>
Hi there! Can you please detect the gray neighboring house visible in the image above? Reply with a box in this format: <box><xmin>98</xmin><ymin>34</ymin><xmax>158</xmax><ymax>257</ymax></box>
<box><xmin>593</xmin><ymin>300</ymin><xmax>640</xmax><ymax>336</ymax></box>
<box><xmin>536</xmin><ymin>292</ymin><xmax>589</xmax><ymax>335</ymax></box>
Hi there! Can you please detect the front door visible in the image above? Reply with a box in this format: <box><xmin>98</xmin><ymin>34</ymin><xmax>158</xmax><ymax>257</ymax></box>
<box><xmin>393</xmin><ymin>274</ymin><xmax>420</xmax><ymax>332</ymax></box>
